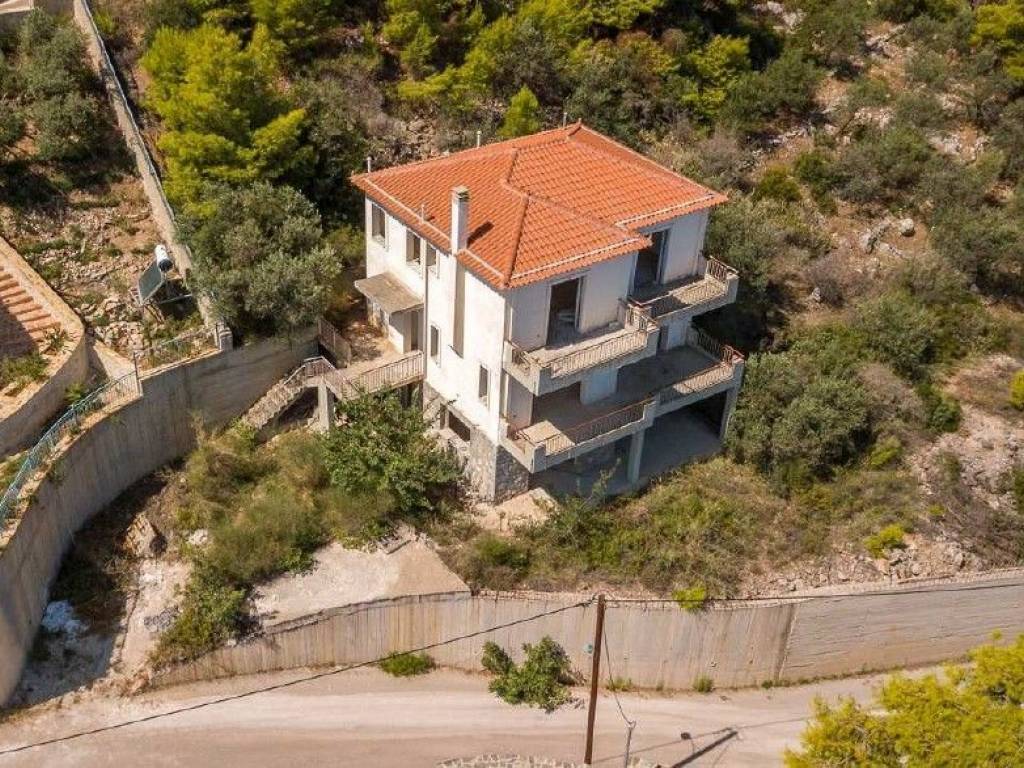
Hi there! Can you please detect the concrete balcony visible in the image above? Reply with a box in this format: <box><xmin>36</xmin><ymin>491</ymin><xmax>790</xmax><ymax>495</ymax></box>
<box><xmin>503</xmin><ymin>302</ymin><xmax>659</xmax><ymax>396</ymax></box>
<box><xmin>629</xmin><ymin>257</ymin><xmax>738</xmax><ymax>325</ymax></box>
<box><xmin>501</xmin><ymin>326</ymin><xmax>745</xmax><ymax>473</ymax></box>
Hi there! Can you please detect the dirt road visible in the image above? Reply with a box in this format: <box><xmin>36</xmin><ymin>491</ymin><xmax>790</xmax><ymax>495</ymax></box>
<box><xmin>0</xmin><ymin>667</ymin><xmax>900</xmax><ymax>767</ymax></box>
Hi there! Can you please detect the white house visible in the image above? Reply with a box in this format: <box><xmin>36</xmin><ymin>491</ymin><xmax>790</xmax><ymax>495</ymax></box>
<box><xmin>351</xmin><ymin>123</ymin><xmax>744</xmax><ymax>501</ymax></box>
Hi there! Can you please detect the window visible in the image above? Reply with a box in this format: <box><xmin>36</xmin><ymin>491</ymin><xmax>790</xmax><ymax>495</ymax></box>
<box><xmin>429</xmin><ymin>324</ymin><xmax>440</xmax><ymax>362</ymax></box>
<box><xmin>406</xmin><ymin>231</ymin><xmax>423</xmax><ymax>267</ymax></box>
<box><xmin>633</xmin><ymin>229</ymin><xmax>667</xmax><ymax>291</ymax></box>
<box><xmin>371</xmin><ymin>204</ymin><xmax>386</xmax><ymax>243</ymax></box>
<box><xmin>425</xmin><ymin>244</ymin><xmax>437</xmax><ymax>274</ymax></box>
<box><xmin>478</xmin><ymin>365</ymin><xmax>489</xmax><ymax>404</ymax></box>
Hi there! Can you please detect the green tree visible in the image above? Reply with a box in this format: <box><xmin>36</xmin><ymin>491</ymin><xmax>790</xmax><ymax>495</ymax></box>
<box><xmin>250</xmin><ymin>0</ymin><xmax>333</xmax><ymax>53</ymax></box>
<box><xmin>30</xmin><ymin>92</ymin><xmax>103</xmax><ymax>161</ymax></box>
<box><xmin>722</xmin><ymin>47</ymin><xmax>822</xmax><ymax>135</ymax></box>
<box><xmin>790</xmin><ymin>0</ymin><xmax>870</xmax><ymax>71</ymax></box>
<box><xmin>681</xmin><ymin>35</ymin><xmax>751</xmax><ymax>121</ymax></box>
<box><xmin>786</xmin><ymin>636</ymin><xmax>1024</xmax><ymax>766</ymax></box>
<box><xmin>142</xmin><ymin>24</ymin><xmax>311</xmax><ymax>212</ymax></box>
<box><xmin>566</xmin><ymin>32</ymin><xmax>677</xmax><ymax>145</ymax></box>
<box><xmin>499</xmin><ymin>86</ymin><xmax>542</xmax><ymax>138</ymax></box>
<box><xmin>973</xmin><ymin>0</ymin><xmax>1024</xmax><ymax>83</ymax></box>
<box><xmin>15</xmin><ymin>11</ymin><xmax>94</xmax><ymax>101</ymax></box>
<box><xmin>587</xmin><ymin>0</ymin><xmax>666</xmax><ymax>29</ymax></box>
<box><xmin>321</xmin><ymin>393</ymin><xmax>460</xmax><ymax>517</ymax></box>
<box><xmin>184</xmin><ymin>183</ymin><xmax>339</xmax><ymax>336</ymax></box>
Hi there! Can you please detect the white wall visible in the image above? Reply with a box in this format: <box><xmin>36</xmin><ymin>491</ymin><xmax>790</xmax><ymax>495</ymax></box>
<box><xmin>364</xmin><ymin>200</ymin><xmax>426</xmax><ymax>297</ymax></box>
<box><xmin>578</xmin><ymin>257</ymin><xmax>633</xmax><ymax>332</ymax></box>
<box><xmin>655</xmin><ymin>210</ymin><xmax>709</xmax><ymax>284</ymax></box>
<box><xmin>424</xmin><ymin>252</ymin><xmax>506</xmax><ymax>444</ymax></box>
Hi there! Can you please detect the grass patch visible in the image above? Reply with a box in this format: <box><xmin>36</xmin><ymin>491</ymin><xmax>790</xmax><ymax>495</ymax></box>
<box><xmin>694</xmin><ymin>675</ymin><xmax>715</xmax><ymax>693</ymax></box>
<box><xmin>455</xmin><ymin>458</ymin><xmax>788</xmax><ymax>596</ymax></box>
<box><xmin>0</xmin><ymin>353</ymin><xmax>47</xmax><ymax>393</ymax></box>
<box><xmin>379</xmin><ymin>652</ymin><xmax>435</xmax><ymax>677</ymax></box>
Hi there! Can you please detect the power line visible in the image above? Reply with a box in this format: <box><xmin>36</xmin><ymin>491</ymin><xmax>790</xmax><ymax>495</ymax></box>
<box><xmin>0</xmin><ymin>597</ymin><xmax>594</xmax><ymax>758</ymax></box>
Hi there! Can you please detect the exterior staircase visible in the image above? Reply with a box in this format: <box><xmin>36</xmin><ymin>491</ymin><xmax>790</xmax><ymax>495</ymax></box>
<box><xmin>242</xmin><ymin>357</ymin><xmax>335</xmax><ymax>430</ymax></box>
<box><xmin>0</xmin><ymin>265</ymin><xmax>61</xmax><ymax>357</ymax></box>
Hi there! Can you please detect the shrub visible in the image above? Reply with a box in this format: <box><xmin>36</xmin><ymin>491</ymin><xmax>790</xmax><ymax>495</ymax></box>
<box><xmin>482</xmin><ymin>637</ymin><xmax>574</xmax><ymax>712</ymax></box>
<box><xmin>694</xmin><ymin>675</ymin><xmax>715</xmax><ymax>693</ymax></box>
<box><xmin>673</xmin><ymin>584</ymin><xmax>709</xmax><ymax>613</ymax></box>
<box><xmin>917</xmin><ymin>382</ymin><xmax>962</xmax><ymax>434</ymax></box>
<box><xmin>753</xmin><ymin>167</ymin><xmax>801</xmax><ymax>203</ymax></box>
<box><xmin>459</xmin><ymin>533</ymin><xmax>532</xmax><ymax>590</ymax></box>
<box><xmin>832</xmin><ymin>124</ymin><xmax>934</xmax><ymax>205</ymax></box>
<box><xmin>722</xmin><ymin>48</ymin><xmax>822</xmax><ymax>135</ymax></box>
<box><xmin>1010</xmin><ymin>371</ymin><xmax>1024</xmax><ymax>410</ymax></box>
<box><xmin>153</xmin><ymin>581</ymin><xmax>246</xmax><ymax>663</ymax></box>
<box><xmin>866</xmin><ymin>436</ymin><xmax>903</xmax><ymax>469</ymax></box>
<box><xmin>1013</xmin><ymin>469</ymin><xmax>1024</xmax><ymax>513</ymax></box>
<box><xmin>854</xmin><ymin>293</ymin><xmax>938</xmax><ymax>380</ymax></box>
<box><xmin>864</xmin><ymin>523</ymin><xmax>907</xmax><ymax>558</ymax></box>
<box><xmin>379</xmin><ymin>652</ymin><xmax>436</xmax><ymax>677</ymax></box>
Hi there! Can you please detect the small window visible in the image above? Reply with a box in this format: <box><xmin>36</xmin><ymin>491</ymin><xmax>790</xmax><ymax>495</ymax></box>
<box><xmin>429</xmin><ymin>324</ymin><xmax>440</xmax><ymax>362</ymax></box>
<box><xmin>425</xmin><ymin>244</ymin><xmax>437</xmax><ymax>273</ymax></box>
<box><xmin>371</xmin><ymin>204</ymin><xmax>386</xmax><ymax>243</ymax></box>
<box><xmin>406</xmin><ymin>231</ymin><xmax>423</xmax><ymax>266</ymax></box>
<box><xmin>478</xmin><ymin>365</ymin><xmax>490</xmax><ymax>404</ymax></box>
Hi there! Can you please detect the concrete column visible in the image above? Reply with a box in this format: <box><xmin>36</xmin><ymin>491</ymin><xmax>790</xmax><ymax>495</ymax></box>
<box><xmin>720</xmin><ymin>386</ymin><xmax>739</xmax><ymax>440</ymax></box>
<box><xmin>627</xmin><ymin>429</ymin><xmax>646</xmax><ymax>485</ymax></box>
<box><xmin>316</xmin><ymin>380</ymin><xmax>335</xmax><ymax>433</ymax></box>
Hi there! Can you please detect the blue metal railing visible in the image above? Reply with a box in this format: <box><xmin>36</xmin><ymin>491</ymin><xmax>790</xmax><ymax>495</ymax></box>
<box><xmin>0</xmin><ymin>370</ymin><xmax>142</xmax><ymax>527</ymax></box>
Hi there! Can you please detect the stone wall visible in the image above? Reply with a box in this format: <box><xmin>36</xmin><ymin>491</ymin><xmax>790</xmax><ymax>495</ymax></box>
<box><xmin>0</xmin><ymin>331</ymin><xmax>316</xmax><ymax>703</ymax></box>
<box><xmin>153</xmin><ymin>570</ymin><xmax>1024</xmax><ymax>693</ymax></box>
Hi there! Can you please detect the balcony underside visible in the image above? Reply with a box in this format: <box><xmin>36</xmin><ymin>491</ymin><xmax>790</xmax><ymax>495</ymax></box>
<box><xmin>506</xmin><ymin>342</ymin><xmax>741</xmax><ymax>472</ymax></box>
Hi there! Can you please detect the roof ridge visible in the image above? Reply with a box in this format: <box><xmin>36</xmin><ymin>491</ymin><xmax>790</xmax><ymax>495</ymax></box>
<box><xmin>351</xmin><ymin>124</ymin><xmax>576</xmax><ymax>182</ymax></box>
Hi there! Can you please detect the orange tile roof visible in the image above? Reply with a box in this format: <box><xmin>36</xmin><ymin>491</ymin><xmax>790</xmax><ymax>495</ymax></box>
<box><xmin>351</xmin><ymin>123</ymin><xmax>727</xmax><ymax>290</ymax></box>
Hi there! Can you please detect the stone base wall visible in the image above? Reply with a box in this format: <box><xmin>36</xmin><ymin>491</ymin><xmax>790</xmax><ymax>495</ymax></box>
<box><xmin>423</xmin><ymin>383</ymin><xmax>530</xmax><ymax>503</ymax></box>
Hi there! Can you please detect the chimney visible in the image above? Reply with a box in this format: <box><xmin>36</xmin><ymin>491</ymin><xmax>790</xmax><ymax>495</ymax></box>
<box><xmin>451</xmin><ymin>186</ymin><xmax>470</xmax><ymax>253</ymax></box>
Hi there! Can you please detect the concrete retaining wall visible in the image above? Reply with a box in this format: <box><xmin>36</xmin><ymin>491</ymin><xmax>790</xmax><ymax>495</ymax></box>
<box><xmin>0</xmin><ymin>331</ymin><xmax>315</xmax><ymax>703</ymax></box>
<box><xmin>0</xmin><ymin>238</ymin><xmax>89</xmax><ymax>457</ymax></box>
<box><xmin>154</xmin><ymin>570</ymin><xmax>1024</xmax><ymax>692</ymax></box>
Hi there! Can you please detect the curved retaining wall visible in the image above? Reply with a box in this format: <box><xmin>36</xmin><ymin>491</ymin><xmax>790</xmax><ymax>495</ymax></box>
<box><xmin>154</xmin><ymin>570</ymin><xmax>1024</xmax><ymax>692</ymax></box>
<box><xmin>0</xmin><ymin>238</ymin><xmax>89</xmax><ymax>457</ymax></box>
<box><xmin>0</xmin><ymin>331</ymin><xmax>316</xmax><ymax>703</ymax></box>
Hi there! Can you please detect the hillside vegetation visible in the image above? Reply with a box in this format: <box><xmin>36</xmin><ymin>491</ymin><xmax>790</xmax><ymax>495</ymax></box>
<box><xmin>90</xmin><ymin>0</ymin><xmax>1024</xmax><ymax>596</ymax></box>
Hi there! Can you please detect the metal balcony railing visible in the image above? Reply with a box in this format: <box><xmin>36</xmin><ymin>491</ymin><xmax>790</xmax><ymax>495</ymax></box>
<box><xmin>505</xmin><ymin>301</ymin><xmax>657</xmax><ymax>382</ymax></box>
<box><xmin>509</xmin><ymin>326</ymin><xmax>744</xmax><ymax>468</ymax></box>
<box><xmin>630</xmin><ymin>258</ymin><xmax>738</xmax><ymax>319</ymax></box>
<box><xmin>323</xmin><ymin>350</ymin><xmax>425</xmax><ymax>401</ymax></box>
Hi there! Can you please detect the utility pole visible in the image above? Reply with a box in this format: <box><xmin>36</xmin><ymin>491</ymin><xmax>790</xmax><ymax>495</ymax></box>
<box><xmin>584</xmin><ymin>593</ymin><xmax>606</xmax><ymax>766</ymax></box>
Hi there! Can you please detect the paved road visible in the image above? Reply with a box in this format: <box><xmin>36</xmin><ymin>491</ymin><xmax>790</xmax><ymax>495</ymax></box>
<box><xmin>0</xmin><ymin>667</ymin><xmax>899</xmax><ymax>767</ymax></box>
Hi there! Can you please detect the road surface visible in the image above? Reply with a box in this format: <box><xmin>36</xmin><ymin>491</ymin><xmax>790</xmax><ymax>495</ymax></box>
<box><xmin>0</xmin><ymin>667</ymin><xmax>898</xmax><ymax>767</ymax></box>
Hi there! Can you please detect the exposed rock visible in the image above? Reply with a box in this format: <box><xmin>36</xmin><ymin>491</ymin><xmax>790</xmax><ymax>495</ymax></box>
<box><xmin>897</xmin><ymin>218</ymin><xmax>915</xmax><ymax>237</ymax></box>
<box><xmin>929</xmin><ymin>134</ymin><xmax>962</xmax><ymax>157</ymax></box>
<box><xmin>859</xmin><ymin>218</ymin><xmax>892</xmax><ymax>253</ymax></box>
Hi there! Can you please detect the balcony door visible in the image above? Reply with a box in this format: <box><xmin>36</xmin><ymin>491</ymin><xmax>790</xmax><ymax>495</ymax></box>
<box><xmin>547</xmin><ymin>277</ymin><xmax>581</xmax><ymax>345</ymax></box>
<box><xmin>633</xmin><ymin>230</ymin><xmax>667</xmax><ymax>292</ymax></box>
